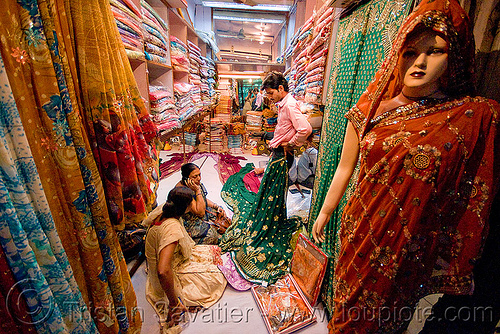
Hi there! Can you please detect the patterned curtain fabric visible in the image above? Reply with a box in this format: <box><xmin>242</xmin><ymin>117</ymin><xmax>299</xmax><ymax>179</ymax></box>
<box><xmin>61</xmin><ymin>0</ymin><xmax>159</xmax><ymax>229</ymax></box>
<box><xmin>307</xmin><ymin>0</ymin><xmax>413</xmax><ymax>316</ymax></box>
<box><xmin>0</xmin><ymin>55</ymin><xmax>96</xmax><ymax>333</ymax></box>
<box><xmin>0</xmin><ymin>0</ymin><xmax>144</xmax><ymax>332</ymax></box>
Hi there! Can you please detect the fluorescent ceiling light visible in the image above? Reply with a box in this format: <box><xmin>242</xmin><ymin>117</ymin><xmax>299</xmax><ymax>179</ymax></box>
<box><xmin>202</xmin><ymin>1</ymin><xmax>290</xmax><ymax>11</ymax></box>
<box><xmin>213</xmin><ymin>15</ymin><xmax>284</xmax><ymax>24</ymax></box>
<box><xmin>219</xmin><ymin>74</ymin><xmax>263</xmax><ymax>79</ymax></box>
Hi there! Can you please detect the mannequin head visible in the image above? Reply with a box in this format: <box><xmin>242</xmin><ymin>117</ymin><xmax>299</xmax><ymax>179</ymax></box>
<box><xmin>398</xmin><ymin>27</ymin><xmax>449</xmax><ymax>97</ymax></box>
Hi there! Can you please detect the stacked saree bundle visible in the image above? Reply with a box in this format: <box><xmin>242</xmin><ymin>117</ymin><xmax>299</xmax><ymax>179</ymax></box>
<box><xmin>262</xmin><ymin>106</ymin><xmax>277</xmax><ymax>133</ymax></box>
<box><xmin>187</xmin><ymin>40</ymin><xmax>203</xmax><ymax>86</ymax></box>
<box><xmin>216</xmin><ymin>91</ymin><xmax>232</xmax><ymax>114</ymax></box>
<box><xmin>304</xmin><ymin>5</ymin><xmax>334</xmax><ymax>104</ymax></box>
<box><xmin>279</xmin><ymin>12</ymin><xmax>315</xmax><ymax>62</ymax></box>
<box><xmin>204</xmin><ymin>117</ymin><xmax>226</xmax><ymax>152</ymax></box>
<box><xmin>200</xmin><ymin>56</ymin><xmax>217</xmax><ymax>107</ymax></box>
<box><xmin>170</xmin><ymin>36</ymin><xmax>190</xmax><ymax>71</ymax></box>
<box><xmin>227</xmin><ymin>122</ymin><xmax>245</xmax><ymax>154</ymax></box>
<box><xmin>141</xmin><ymin>1</ymin><xmax>170</xmax><ymax>64</ymax></box>
<box><xmin>282</xmin><ymin>4</ymin><xmax>334</xmax><ymax>106</ymax></box>
<box><xmin>174</xmin><ymin>81</ymin><xmax>196</xmax><ymax>124</ymax></box>
<box><xmin>149</xmin><ymin>85</ymin><xmax>179</xmax><ymax>132</ymax></box>
<box><xmin>110</xmin><ymin>0</ymin><xmax>144</xmax><ymax>55</ymax></box>
<box><xmin>245</xmin><ymin>110</ymin><xmax>262</xmax><ymax>132</ymax></box>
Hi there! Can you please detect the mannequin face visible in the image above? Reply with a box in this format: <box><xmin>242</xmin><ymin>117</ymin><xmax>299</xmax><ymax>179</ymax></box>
<box><xmin>264</xmin><ymin>85</ymin><xmax>286</xmax><ymax>103</ymax></box>
<box><xmin>189</xmin><ymin>168</ymin><xmax>201</xmax><ymax>186</ymax></box>
<box><xmin>398</xmin><ymin>30</ymin><xmax>448</xmax><ymax>96</ymax></box>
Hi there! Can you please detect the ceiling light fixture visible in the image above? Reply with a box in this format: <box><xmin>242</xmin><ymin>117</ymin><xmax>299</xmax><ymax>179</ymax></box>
<box><xmin>202</xmin><ymin>1</ymin><xmax>290</xmax><ymax>12</ymax></box>
<box><xmin>213</xmin><ymin>15</ymin><xmax>284</xmax><ymax>24</ymax></box>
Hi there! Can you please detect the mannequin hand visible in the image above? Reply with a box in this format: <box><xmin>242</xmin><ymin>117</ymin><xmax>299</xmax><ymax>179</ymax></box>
<box><xmin>312</xmin><ymin>212</ymin><xmax>330</xmax><ymax>244</ymax></box>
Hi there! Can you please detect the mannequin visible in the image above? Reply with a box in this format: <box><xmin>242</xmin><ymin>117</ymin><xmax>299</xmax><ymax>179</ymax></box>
<box><xmin>312</xmin><ymin>0</ymin><xmax>500</xmax><ymax>332</ymax></box>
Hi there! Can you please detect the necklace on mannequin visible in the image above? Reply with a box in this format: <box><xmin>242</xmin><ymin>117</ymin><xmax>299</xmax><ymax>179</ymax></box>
<box><xmin>401</xmin><ymin>89</ymin><xmax>442</xmax><ymax>101</ymax></box>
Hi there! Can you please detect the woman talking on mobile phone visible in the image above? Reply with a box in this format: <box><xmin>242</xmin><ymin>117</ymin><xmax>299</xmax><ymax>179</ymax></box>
<box><xmin>175</xmin><ymin>163</ymin><xmax>230</xmax><ymax>245</ymax></box>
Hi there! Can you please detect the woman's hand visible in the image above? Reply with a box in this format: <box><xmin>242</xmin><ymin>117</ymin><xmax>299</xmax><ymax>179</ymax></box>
<box><xmin>312</xmin><ymin>212</ymin><xmax>331</xmax><ymax>244</ymax></box>
<box><xmin>167</xmin><ymin>302</ymin><xmax>188</xmax><ymax>327</ymax></box>
<box><xmin>253</xmin><ymin>167</ymin><xmax>265</xmax><ymax>175</ymax></box>
<box><xmin>185</xmin><ymin>178</ymin><xmax>200</xmax><ymax>192</ymax></box>
<box><xmin>216</xmin><ymin>205</ymin><xmax>226</xmax><ymax>217</ymax></box>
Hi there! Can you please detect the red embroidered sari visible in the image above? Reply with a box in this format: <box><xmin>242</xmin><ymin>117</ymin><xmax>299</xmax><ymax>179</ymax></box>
<box><xmin>330</xmin><ymin>1</ymin><xmax>500</xmax><ymax>333</ymax></box>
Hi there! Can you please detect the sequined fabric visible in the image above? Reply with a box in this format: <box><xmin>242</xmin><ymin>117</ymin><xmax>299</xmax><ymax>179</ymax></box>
<box><xmin>329</xmin><ymin>1</ymin><xmax>500</xmax><ymax>332</ymax></box>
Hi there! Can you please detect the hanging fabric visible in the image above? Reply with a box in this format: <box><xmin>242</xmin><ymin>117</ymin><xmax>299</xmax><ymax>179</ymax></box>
<box><xmin>60</xmin><ymin>0</ymin><xmax>159</xmax><ymax>229</ymax></box>
<box><xmin>307</xmin><ymin>0</ymin><xmax>413</xmax><ymax>316</ymax></box>
<box><xmin>0</xmin><ymin>0</ymin><xmax>143</xmax><ymax>332</ymax></box>
<box><xmin>0</xmin><ymin>244</ymin><xmax>36</xmax><ymax>334</ymax></box>
<box><xmin>0</xmin><ymin>55</ymin><xmax>97</xmax><ymax>333</ymax></box>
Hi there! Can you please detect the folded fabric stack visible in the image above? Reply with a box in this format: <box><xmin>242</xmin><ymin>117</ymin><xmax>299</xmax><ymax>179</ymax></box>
<box><xmin>281</xmin><ymin>3</ymin><xmax>335</xmax><ymax>104</ymax></box>
<box><xmin>280</xmin><ymin>11</ymin><xmax>316</xmax><ymax>62</ymax></box>
<box><xmin>174</xmin><ymin>81</ymin><xmax>195</xmax><ymax>123</ymax></box>
<box><xmin>110</xmin><ymin>0</ymin><xmax>143</xmax><ymax>54</ymax></box>
<box><xmin>262</xmin><ymin>107</ymin><xmax>277</xmax><ymax>133</ymax></box>
<box><xmin>246</xmin><ymin>110</ymin><xmax>262</xmax><ymax>132</ymax></box>
<box><xmin>227</xmin><ymin>135</ymin><xmax>243</xmax><ymax>149</ymax></box>
<box><xmin>304</xmin><ymin>5</ymin><xmax>335</xmax><ymax>104</ymax></box>
<box><xmin>190</xmin><ymin>84</ymin><xmax>203</xmax><ymax>115</ymax></box>
<box><xmin>140</xmin><ymin>1</ymin><xmax>169</xmax><ymax>64</ymax></box>
<box><xmin>149</xmin><ymin>85</ymin><xmax>179</xmax><ymax>132</ymax></box>
<box><xmin>205</xmin><ymin>118</ymin><xmax>226</xmax><ymax>152</ymax></box>
<box><xmin>199</xmin><ymin>56</ymin><xmax>217</xmax><ymax>107</ymax></box>
<box><xmin>170</xmin><ymin>36</ymin><xmax>190</xmax><ymax>71</ymax></box>
<box><xmin>187</xmin><ymin>40</ymin><xmax>202</xmax><ymax>85</ymax></box>
<box><xmin>183</xmin><ymin>132</ymin><xmax>197</xmax><ymax>146</ymax></box>
<box><xmin>216</xmin><ymin>92</ymin><xmax>232</xmax><ymax>114</ymax></box>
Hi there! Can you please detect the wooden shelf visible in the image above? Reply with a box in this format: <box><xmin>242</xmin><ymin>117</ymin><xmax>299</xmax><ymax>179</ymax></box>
<box><xmin>146</xmin><ymin>0</ymin><xmax>187</xmax><ymax>8</ymax></box>
<box><xmin>147</xmin><ymin>60</ymin><xmax>172</xmax><ymax>71</ymax></box>
<box><xmin>158</xmin><ymin>110</ymin><xmax>209</xmax><ymax>142</ymax></box>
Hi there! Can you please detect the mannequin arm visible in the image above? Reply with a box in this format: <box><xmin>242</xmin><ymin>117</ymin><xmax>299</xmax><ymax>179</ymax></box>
<box><xmin>312</xmin><ymin>121</ymin><xmax>359</xmax><ymax>243</ymax></box>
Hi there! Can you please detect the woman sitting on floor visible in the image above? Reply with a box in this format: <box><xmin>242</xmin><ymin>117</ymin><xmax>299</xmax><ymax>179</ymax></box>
<box><xmin>176</xmin><ymin>163</ymin><xmax>230</xmax><ymax>244</ymax></box>
<box><xmin>144</xmin><ymin>186</ymin><xmax>227</xmax><ymax>333</ymax></box>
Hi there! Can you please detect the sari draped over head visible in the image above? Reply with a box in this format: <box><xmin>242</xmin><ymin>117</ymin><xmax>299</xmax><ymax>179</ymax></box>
<box><xmin>330</xmin><ymin>0</ymin><xmax>500</xmax><ymax>333</ymax></box>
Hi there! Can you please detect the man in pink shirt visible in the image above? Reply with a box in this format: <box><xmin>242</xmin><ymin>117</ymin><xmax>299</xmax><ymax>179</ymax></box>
<box><xmin>218</xmin><ymin>72</ymin><xmax>313</xmax><ymax>284</ymax></box>
<box><xmin>261</xmin><ymin>71</ymin><xmax>312</xmax><ymax>168</ymax></box>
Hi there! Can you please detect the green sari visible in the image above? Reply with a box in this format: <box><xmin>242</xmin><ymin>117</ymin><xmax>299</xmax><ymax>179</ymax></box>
<box><xmin>220</xmin><ymin>156</ymin><xmax>301</xmax><ymax>284</ymax></box>
<box><xmin>308</xmin><ymin>0</ymin><xmax>413</xmax><ymax>315</ymax></box>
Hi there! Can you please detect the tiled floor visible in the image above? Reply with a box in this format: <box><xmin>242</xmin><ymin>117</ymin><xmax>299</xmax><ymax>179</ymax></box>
<box><xmin>130</xmin><ymin>148</ymin><xmax>436</xmax><ymax>333</ymax></box>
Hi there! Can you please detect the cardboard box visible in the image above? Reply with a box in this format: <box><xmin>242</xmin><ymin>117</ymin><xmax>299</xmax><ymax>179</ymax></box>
<box><xmin>251</xmin><ymin>234</ymin><xmax>328</xmax><ymax>334</ymax></box>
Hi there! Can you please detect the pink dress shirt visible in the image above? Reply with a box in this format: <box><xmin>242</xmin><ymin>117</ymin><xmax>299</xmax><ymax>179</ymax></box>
<box><xmin>268</xmin><ymin>93</ymin><xmax>312</xmax><ymax>148</ymax></box>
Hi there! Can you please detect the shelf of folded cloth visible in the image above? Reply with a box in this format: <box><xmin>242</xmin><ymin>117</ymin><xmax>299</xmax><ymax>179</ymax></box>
<box><xmin>147</xmin><ymin>60</ymin><xmax>172</xmax><ymax>77</ymax></box>
<box><xmin>158</xmin><ymin>110</ymin><xmax>209</xmax><ymax>142</ymax></box>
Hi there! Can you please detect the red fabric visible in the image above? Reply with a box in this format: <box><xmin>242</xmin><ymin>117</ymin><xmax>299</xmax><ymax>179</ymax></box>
<box><xmin>0</xmin><ymin>247</ymin><xmax>36</xmax><ymax>334</ymax></box>
<box><xmin>242</xmin><ymin>171</ymin><xmax>262</xmax><ymax>193</ymax></box>
<box><xmin>329</xmin><ymin>1</ymin><xmax>500</xmax><ymax>333</ymax></box>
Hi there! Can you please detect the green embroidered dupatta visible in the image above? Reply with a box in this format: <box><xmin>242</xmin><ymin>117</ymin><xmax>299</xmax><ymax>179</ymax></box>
<box><xmin>220</xmin><ymin>157</ymin><xmax>301</xmax><ymax>284</ymax></box>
